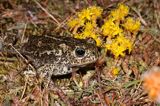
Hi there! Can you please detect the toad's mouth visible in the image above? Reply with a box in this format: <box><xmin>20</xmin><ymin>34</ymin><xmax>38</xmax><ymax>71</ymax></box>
<box><xmin>69</xmin><ymin>59</ymin><xmax>98</xmax><ymax>68</ymax></box>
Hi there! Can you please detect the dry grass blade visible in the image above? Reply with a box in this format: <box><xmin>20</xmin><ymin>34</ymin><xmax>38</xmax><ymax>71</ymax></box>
<box><xmin>33</xmin><ymin>0</ymin><xmax>61</xmax><ymax>26</ymax></box>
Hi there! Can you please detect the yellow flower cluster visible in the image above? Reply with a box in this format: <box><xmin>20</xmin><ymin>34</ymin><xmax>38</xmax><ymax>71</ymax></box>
<box><xmin>105</xmin><ymin>34</ymin><xmax>132</xmax><ymax>58</ymax></box>
<box><xmin>68</xmin><ymin>6</ymin><xmax>102</xmax><ymax>28</ymax></box>
<box><xmin>68</xmin><ymin>6</ymin><xmax>103</xmax><ymax>46</ymax></box>
<box><xmin>78</xmin><ymin>6</ymin><xmax>102</xmax><ymax>21</ymax></box>
<box><xmin>101</xmin><ymin>19</ymin><xmax>123</xmax><ymax>38</ymax></box>
<box><xmin>123</xmin><ymin>17</ymin><xmax>141</xmax><ymax>33</ymax></box>
<box><xmin>109</xmin><ymin>4</ymin><xmax>129</xmax><ymax>21</ymax></box>
<box><xmin>100</xmin><ymin>4</ymin><xmax>140</xmax><ymax>57</ymax></box>
<box><xmin>67</xmin><ymin>4</ymin><xmax>141</xmax><ymax>58</ymax></box>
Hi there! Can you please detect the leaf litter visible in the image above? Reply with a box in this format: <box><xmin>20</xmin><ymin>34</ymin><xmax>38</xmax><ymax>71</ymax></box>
<box><xmin>0</xmin><ymin>0</ymin><xmax>160</xmax><ymax>105</ymax></box>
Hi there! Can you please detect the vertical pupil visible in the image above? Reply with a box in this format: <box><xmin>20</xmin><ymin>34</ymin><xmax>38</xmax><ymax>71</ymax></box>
<box><xmin>75</xmin><ymin>48</ymin><xmax>85</xmax><ymax>57</ymax></box>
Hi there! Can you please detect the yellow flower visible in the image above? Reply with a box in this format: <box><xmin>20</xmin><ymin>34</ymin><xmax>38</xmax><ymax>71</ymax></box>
<box><xmin>82</xmin><ymin>30</ymin><xmax>92</xmax><ymax>38</ymax></box>
<box><xmin>67</xmin><ymin>6</ymin><xmax>103</xmax><ymax>47</ymax></box>
<box><xmin>84</xmin><ymin>22</ymin><xmax>95</xmax><ymax>31</ymax></box>
<box><xmin>112</xmin><ymin>67</ymin><xmax>120</xmax><ymax>76</ymax></box>
<box><xmin>67</xmin><ymin>18</ymin><xmax>79</xmax><ymax>29</ymax></box>
<box><xmin>82</xmin><ymin>27</ymin><xmax>102</xmax><ymax>46</ymax></box>
<box><xmin>74</xmin><ymin>33</ymin><xmax>85</xmax><ymax>39</ymax></box>
<box><xmin>88</xmin><ymin>6</ymin><xmax>103</xmax><ymax>20</ymax></box>
<box><xmin>105</xmin><ymin>34</ymin><xmax>132</xmax><ymax>58</ymax></box>
<box><xmin>78</xmin><ymin>6</ymin><xmax>103</xmax><ymax>22</ymax></box>
<box><xmin>94</xmin><ymin>36</ymin><xmax>102</xmax><ymax>46</ymax></box>
<box><xmin>118</xmin><ymin>34</ymin><xmax>133</xmax><ymax>52</ymax></box>
<box><xmin>78</xmin><ymin>9</ymin><xmax>91</xmax><ymax>21</ymax></box>
<box><xmin>101</xmin><ymin>19</ymin><xmax>123</xmax><ymax>38</ymax></box>
<box><xmin>110</xmin><ymin>3</ymin><xmax>129</xmax><ymax>21</ymax></box>
<box><xmin>118</xmin><ymin>4</ymin><xmax>129</xmax><ymax>16</ymax></box>
<box><xmin>123</xmin><ymin>17</ymin><xmax>141</xmax><ymax>33</ymax></box>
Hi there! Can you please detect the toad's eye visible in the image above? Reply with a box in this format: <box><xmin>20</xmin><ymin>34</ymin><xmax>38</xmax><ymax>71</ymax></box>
<box><xmin>75</xmin><ymin>47</ymin><xmax>86</xmax><ymax>57</ymax></box>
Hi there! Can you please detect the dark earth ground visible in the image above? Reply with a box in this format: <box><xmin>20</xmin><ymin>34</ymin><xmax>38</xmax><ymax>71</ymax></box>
<box><xmin>0</xmin><ymin>0</ymin><xmax>160</xmax><ymax>105</ymax></box>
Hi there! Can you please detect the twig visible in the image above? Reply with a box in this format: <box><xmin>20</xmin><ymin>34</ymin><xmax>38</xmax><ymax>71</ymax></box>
<box><xmin>33</xmin><ymin>0</ymin><xmax>61</xmax><ymax>26</ymax></box>
<box><xmin>153</xmin><ymin>0</ymin><xmax>160</xmax><ymax>29</ymax></box>
<box><xmin>152</xmin><ymin>35</ymin><xmax>160</xmax><ymax>44</ymax></box>
<box><xmin>21</xmin><ymin>23</ymin><xmax>27</xmax><ymax>44</ymax></box>
<box><xmin>0</xmin><ymin>57</ymin><xmax>17</xmax><ymax>62</ymax></box>
<box><xmin>54</xmin><ymin>15</ymin><xmax>71</xmax><ymax>31</ymax></box>
<box><xmin>20</xmin><ymin>80</ymin><xmax>27</xmax><ymax>100</ymax></box>
<box><xmin>9</xmin><ymin>44</ymin><xmax>35</xmax><ymax>70</ymax></box>
<box><xmin>155</xmin><ymin>10</ymin><xmax>160</xmax><ymax>29</ymax></box>
<box><xmin>131</xmin><ymin>7</ymin><xmax>147</xmax><ymax>26</ymax></box>
<box><xmin>9</xmin><ymin>44</ymin><xmax>28</xmax><ymax>63</ymax></box>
